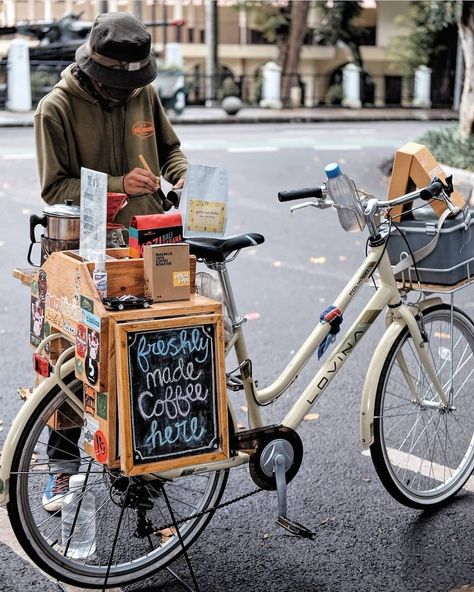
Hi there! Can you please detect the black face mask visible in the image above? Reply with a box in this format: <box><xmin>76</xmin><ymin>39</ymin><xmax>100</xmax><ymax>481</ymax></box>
<box><xmin>74</xmin><ymin>68</ymin><xmax>134</xmax><ymax>108</ymax></box>
<box><xmin>99</xmin><ymin>85</ymin><xmax>134</xmax><ymax>105</ymax></box>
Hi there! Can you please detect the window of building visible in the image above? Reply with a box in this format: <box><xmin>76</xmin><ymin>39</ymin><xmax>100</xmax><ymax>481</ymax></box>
<box><xmin>188</xmin><ymin>28</ymin><xmax>194</xmax><ymax>43</ymax></box>
<box><xmin>249</xmin><ymin>29</ymin><xmax>271</xmax><ymax>45</ymax></box>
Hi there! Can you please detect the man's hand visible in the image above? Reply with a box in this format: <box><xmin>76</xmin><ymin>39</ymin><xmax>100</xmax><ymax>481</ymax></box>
<box><xmin>172</xmin><ymin>178</ymin><xmax>185</xmax><ymax>190</ymax></box>
<box><xmin>124</xmin><ymin>168</ymin><xmax>159</xmax><ymax>195</ymax></box>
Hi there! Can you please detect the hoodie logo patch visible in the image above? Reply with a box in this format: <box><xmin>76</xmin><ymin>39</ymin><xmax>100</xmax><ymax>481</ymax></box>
<box><xmin>132</xmin><ymin>121</ymin><xmax>155</xmax><ymax>138</ymax></box>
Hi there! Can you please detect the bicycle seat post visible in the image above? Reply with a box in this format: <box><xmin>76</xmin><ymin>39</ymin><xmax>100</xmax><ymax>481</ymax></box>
<box><xmin>209</xmin><ymin>261</ymin><xmax>246</xmax><ymax>330</ymax></box>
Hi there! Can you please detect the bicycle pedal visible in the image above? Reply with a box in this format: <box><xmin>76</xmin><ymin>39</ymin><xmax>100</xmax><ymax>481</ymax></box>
<box><xmin>276</xmin><ymin>515</ymin><xmax>315</xmax><ymax>540</ymax></box>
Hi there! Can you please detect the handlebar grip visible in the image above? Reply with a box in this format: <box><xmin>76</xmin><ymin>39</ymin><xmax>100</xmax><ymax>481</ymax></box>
<box><xmin>278</xmin><ymin>186</ymin><xmax>323</xmax><ymax>202</ymax></box>
<box><xmin>419</xmin><ymin>180</ymin><xmax>444</xmax><ymax>201</ymax></box>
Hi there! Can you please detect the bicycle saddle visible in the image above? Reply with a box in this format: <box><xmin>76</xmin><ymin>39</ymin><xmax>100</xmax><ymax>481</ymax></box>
<box><xmin>185</xmin><ymin>233</ymin><xmax>265</xmax><ymax>263</ymax></box>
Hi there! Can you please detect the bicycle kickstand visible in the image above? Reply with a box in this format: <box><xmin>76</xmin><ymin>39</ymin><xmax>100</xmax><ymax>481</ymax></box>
<box><xmin>272</xmin><ymin>452</ymin><xmax>315</xmax><ymax>540</ymax></box>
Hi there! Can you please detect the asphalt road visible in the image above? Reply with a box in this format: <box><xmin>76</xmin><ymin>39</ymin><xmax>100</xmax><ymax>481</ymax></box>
<box><xmin>0</xmin><ymin>121</ymin><xmax>473</xmax><ymax>592</ymax></box>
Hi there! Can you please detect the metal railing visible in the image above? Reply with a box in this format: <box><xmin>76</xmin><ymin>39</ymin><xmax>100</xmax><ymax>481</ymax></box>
<box><xmin>0</xmin><ymin>59</ymin><xmax>454</xmax><ymax>109</ymax></box>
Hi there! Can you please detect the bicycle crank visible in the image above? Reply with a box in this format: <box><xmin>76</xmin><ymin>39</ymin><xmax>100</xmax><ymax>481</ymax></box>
<box><xmin>233</xmin><ymin>426</ymin><xmax>315</xmax><ymax>540</ymax></box>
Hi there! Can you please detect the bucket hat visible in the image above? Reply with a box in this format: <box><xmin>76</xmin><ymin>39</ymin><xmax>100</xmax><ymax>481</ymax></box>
<box><xmin>75</xmin><ymin>12</ymin><xmax>158</xmax><ymax>89</ymax></box>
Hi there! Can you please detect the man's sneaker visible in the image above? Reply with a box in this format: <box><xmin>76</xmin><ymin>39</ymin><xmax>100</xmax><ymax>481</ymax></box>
<box><xmin>42</xmin><ymin>473</ymin><xmax>70</xmax><ymax>513</ymax></box>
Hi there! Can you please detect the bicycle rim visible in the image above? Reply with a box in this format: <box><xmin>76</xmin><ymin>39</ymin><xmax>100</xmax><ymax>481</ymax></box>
<box><xmin>7</xmin><ymin>375</ymin><xmax>228</xmax><ymax>588</ymax></box>
<box><xmin>371</xmin><ymin>304</ymin><xmax>474</xmax><ymax>509</ymax></box>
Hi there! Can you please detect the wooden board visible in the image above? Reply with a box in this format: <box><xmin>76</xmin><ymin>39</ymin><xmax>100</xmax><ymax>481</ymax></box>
<box><xmin>388</xmin><ymin>142</ymin><xmax>466</xmax><ymax>220</ymax></box>
<box><xmin>115</xmin><ymin>313</ymin><xmax>229</xmax><ymax>475</ymax></box>
<box><xmin>12</xmin><ymin>267</ymin><xmax>36</xmax><ymax>287</ymax></box>
<box><xmin>21</xmin><ymin>249</ymin><xmax>215</xmax><ymax>468</ymax></box>
<box><xmin>397</xmin><ymin>272</ymin><xmax>474</xmax><ymax>294</ymax></box>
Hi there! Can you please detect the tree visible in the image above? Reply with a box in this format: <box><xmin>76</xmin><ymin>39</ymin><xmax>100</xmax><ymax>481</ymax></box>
<box><xmin>316</xmin><ymin>0</ymin><xmax>365</xmax><ymax>69</ymax></box>
<box><xmin>458</xmin><ymin>1</ymin><xmax>474</xmax><ymax>139</ymax></box>
<box><xmin>389</xmin><ymin>0</ymin><xmax>473</xmax><ymax>138</ymax></box>
<box><xmin>243</xmin><ymin>1</ymin><xmax>310</xmax><ymax>106</ymax></box>
<box><xmin>315</xmin><ymin>1</ymin><xmax>374</xmax><ymax>104</ymax></box>
<box><xmin>388</xmin><ymin>1</ymin><xmax>460</xmax><ymax>107</ymax></box>
<box><xmin>281</xmin><ymin>1</ymin><xmax>310</xmax><ymax>105</ymax></box>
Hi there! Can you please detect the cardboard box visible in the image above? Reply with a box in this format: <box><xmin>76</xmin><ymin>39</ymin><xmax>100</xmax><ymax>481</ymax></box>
<box><xmin>129</xmin><ymin>212</ymin><xmax>183</xmax><ymax>258</ymax></box>
<box><xmin>143</xmin><ymin>243</ymin><xmax>191</xmax><ymax>302</ymax></box>
<box><xmin>388</xmin><ymin>142</ymin><xmax>466</xmax><ymax>220</ymax></box>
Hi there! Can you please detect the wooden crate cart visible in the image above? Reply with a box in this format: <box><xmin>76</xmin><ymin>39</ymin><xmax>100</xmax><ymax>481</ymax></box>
<box><xmin>18</xmin><ymin>249</ymin><xmax>229</xmax><ymax>474</ymax></box>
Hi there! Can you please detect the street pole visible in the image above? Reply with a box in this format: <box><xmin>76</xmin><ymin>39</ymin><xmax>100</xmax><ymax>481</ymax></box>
<box><xmin>453</xmin><ymin>30</ymin><xmax>464</xmax><ymax>111</ymax></box>
<box><xmin>99</xmin><ymin>1</ymin><xmax>108</xmax><ymax>13</ymax></box>
<box><xmin>205</xmin><ymin>0</ymin><xmax>218</xmax><ymax>107</ymax></box>
<box><xmin>163</xmin><ymin>0</ymin><xmax>168</xmax><ymax>60</ymax></box>
<box><xmin>134</xmin><ymin>0</ymin><xmax>143</xmax><ymax>21</ymax></box>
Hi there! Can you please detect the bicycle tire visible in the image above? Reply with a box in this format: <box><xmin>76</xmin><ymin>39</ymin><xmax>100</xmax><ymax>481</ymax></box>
<box><xmin>7</xmin><ymin>373</ymin><xmax>229</xmax><ymax>589</ymax></box>
<box><xmin>371</xmin><ymin>303</ymin><xmax>474</xmax><ymax>509</ymax></box>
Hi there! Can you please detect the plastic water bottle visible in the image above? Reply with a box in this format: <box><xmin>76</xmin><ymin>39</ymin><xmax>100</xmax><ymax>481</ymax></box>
<box><xmin>92</xmin><ymin>253</ymin><xmax>107</xmax><ymax>299</ymax></box>
<box><xmin>324</xmin><ymin>163</ymin><xmax>365</xmax><ymax>232</ymax></box>
<box><xmin>61</xmin><ymin>474</ymin><xmax>96</xmax><ymax>559</ymax></box>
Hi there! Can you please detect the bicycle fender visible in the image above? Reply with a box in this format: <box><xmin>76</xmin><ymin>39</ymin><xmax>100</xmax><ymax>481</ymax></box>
<box><xmin>0</xmin><ymin>358</ymin><xmax>75</xmax><ymax>507</ymax></box>
<box><xmin>360</xmin><ymin>297</ymin><xmax>442</xmax><ymax>448</ymax></box>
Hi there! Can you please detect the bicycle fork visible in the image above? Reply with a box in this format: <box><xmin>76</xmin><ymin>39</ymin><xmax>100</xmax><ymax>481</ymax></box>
<box><xmin>395</xmin><ymin>305</ymin><xmax>450</xmax><ymax>409</ymax></box>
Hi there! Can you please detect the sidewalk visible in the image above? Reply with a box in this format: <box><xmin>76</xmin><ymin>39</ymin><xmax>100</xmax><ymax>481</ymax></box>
<box><xmin>0</xmin><ymin>105</ymin><xmax>460</xmax><ymax>127</ymax></box>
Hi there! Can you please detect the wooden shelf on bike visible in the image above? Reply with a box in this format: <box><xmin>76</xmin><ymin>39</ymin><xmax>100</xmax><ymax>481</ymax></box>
<box><xmin>21</xmin><ymin>248</ymin><xmax>228</xmax><ymax>472</ymax></box>
<box><xmin>12</xmin><ymin>267</ymin><xmax>36</xmax><ymax>287</ymax></box>
<box><xmin>396</xmin><ymin>273</ymin><xmax>474</xmax><ymax>294</ymax></box>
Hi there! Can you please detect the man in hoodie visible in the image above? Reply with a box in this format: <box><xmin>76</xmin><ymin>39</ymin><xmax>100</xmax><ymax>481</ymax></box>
<box><xmin>35</xmin><ymin>11</ymin><xmax>187</xmax><ymax>226</ymax></box>
<box><xmin>35</xmin><ymin>12</ymin><xmax>188</xmax><ymax>512</ymax></box>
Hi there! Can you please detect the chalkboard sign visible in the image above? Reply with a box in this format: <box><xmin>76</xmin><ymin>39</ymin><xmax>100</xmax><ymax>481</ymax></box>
<box><xmin>116</xmin><ymin>314</ymin><xmax>228</xmax><ymax>475</ymax></box>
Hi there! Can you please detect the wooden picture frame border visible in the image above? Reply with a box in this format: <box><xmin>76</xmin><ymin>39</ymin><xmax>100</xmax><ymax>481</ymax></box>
<box><xmin>115</xmin><ymin>313</ymin><xmax>229</xmax><ymax>475</ymax></box>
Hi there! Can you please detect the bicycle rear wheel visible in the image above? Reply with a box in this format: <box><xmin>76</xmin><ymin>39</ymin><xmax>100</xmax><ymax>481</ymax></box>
<box><xmin>371</xmin><ymin>304</ymin><xmax>474</xmax><ymax>509</ymax></box>
<box><xmin>7</xmin><ymin>374</ymin><xmax>228</xmax><ymax>589</ymax></box>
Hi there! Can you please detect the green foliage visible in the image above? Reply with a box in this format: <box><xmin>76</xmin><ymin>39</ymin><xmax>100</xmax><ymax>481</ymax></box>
<box><xmin>417</xmin><ymin>126</ymin><xmax>474</xmax><ymax>171</ymax></box>
<box><xmin>315</xmin><ymin>0</ymin><xmax>365</xmax><ymax>66</ymax></box>
<box><xmin>389</xmin><ymin>0</ymin><xmax>461</xmax><ymax>75</ymax></box>
<box><xmin>316</xmin><ymin>0</ymin><xmax>362</xmax><ymax>45</ymax></box>
<box><xmin>324</xmin><ymin>83</ymin><xmax>343</xmax><ymax>105</ymax></box>
<box><xmin>238</xmin><ymin>1</ymin><xmax>290</xmax><ymax>44</ymax></box>
<box><xmin>218</xmin><ymin>76</ymin><xmax>240</xmax><ymax>100</ymax></box>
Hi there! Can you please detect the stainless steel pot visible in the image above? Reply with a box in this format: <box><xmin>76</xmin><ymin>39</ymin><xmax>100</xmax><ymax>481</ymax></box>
<box><xmin>27</xmin><ymin>199</ymin><xmax>81</xmax><ymax>266</ymax></box>
<box><xmin>31</xmin><ymin>199</ymin><xmax>81</xmax><ymax>241</ymax></box>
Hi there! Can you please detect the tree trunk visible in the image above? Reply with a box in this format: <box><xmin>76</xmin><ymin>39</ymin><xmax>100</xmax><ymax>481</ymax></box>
<box><xmin>281</xmin><ymin>0</ymin><xmax>310</xmax><ymax>107</ymax></box>
<box><xmin>458</xmin><ymin>1</ymin><xmax>474</xmax><ymax>139</ymax></box>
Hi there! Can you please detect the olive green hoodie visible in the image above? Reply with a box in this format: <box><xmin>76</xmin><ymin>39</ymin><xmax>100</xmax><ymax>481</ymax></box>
<box><xmin>34</xmin><ymin>64</ymin><xmax>188</xmax><ymax>225</ymax></box>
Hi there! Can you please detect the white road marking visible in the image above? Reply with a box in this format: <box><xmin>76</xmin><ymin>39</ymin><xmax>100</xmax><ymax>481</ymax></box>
<box><xmin>1</xmin><ymin>154</ymin><xmax>36</xmax><ymax>160</ymax></box>
<box><xmin>227</xmin><ymin>146</ymin><xmax>279</xmax><ymax>153</ymax></box>
<box><xmin>361</xmin><ymin>448</ymin><xmax>474</xmax><ymax>492</ymax></box>
<box><xmin>312</xmin><ymin>145</ymin><xmax>362</xmax><ymax>151</ymax></box>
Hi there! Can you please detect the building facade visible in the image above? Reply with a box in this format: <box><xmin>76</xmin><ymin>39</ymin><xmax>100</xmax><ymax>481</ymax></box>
<box><xmin>0</xmin><ymin>1</ymin><xmax>422</xmax><ymax>107</ymax></box>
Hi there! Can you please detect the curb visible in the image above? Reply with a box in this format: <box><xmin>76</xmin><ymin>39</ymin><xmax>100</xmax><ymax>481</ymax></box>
<box><xmin>168</xmin><ymin>113</ymin><xmax>459</xmax><ymax>126</ymax></box>
<box><xmin>0</xmin><ymin>109</ymin><xmax>460</xmax><ymax>128</ymax></box>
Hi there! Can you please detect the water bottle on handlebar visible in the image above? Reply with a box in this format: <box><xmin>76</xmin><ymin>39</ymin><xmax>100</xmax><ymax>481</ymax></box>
<box><xmin>324</xmin><ymin>163</ymin><xmax>365</xmax><ymax>232</ymax></box>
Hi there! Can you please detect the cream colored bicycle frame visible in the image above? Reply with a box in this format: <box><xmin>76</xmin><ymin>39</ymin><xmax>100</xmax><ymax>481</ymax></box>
<box><xmin>0</xmin><ymin>242</ymin><xmax>445</xmax><ymax>504</ymax></box>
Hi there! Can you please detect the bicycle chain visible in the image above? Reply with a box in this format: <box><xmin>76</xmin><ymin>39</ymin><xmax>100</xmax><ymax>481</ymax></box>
<box><xmin>153</xmin><ymin>486</ymin><xmax>263</xmax><ymax>534</ymax></box>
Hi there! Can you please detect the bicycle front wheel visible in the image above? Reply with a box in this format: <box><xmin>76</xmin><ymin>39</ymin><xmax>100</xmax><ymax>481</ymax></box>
<box><xmin>7</xmin><ymin>374</ymin><xmax>228</xmax><ymax>589</ymax></box>
<box><xmin>371</xmin><ymin>304</ymin><xmax>474</xmax><ymax>509</ymax></box>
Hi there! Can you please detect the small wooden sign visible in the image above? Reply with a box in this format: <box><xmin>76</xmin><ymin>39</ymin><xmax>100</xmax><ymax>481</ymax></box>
<box><xmin>388</xmin><ymin>142</ymin><xmax>466</xmax><ymax>220</ymax></box>
<box><xmin>115</xmin><ymin>314</ymin><xmax>229</xmax><ymax>475</ymax></box>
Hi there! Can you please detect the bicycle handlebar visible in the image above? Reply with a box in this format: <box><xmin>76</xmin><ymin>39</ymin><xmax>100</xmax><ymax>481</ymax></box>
<box><xmin>278</xmin><ymin>186</ymin><xmax>324</xmax><ymax>202</ymax></box>
<box><xmin>376</xmin><ymin>176</ymin><xmax>453</xmax><ymax>209</ymax></box>
<box><xmin>278</xmin><ymin>176</ymin><xmax>456</xmax><ymax>235</ymax></box>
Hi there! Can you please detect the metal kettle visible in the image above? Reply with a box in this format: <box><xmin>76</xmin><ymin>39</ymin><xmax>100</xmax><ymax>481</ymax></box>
<box><xmin>27</xmin><ymin>199</ymin><xmax>81</xmax><ymax>266</ymax></box>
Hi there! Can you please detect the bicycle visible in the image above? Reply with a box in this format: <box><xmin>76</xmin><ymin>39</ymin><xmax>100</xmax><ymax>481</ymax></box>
<box><xmin>1</xmin><ymin>173</ymin><xmax>473</xmax><ymax>589</ymax></box>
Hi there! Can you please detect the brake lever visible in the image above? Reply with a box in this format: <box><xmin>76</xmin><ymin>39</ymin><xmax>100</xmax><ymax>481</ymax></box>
<box><xmin>290</xmin><ymin>199</ymin><xmax>332</xmax><ymax>213</ymax></box>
